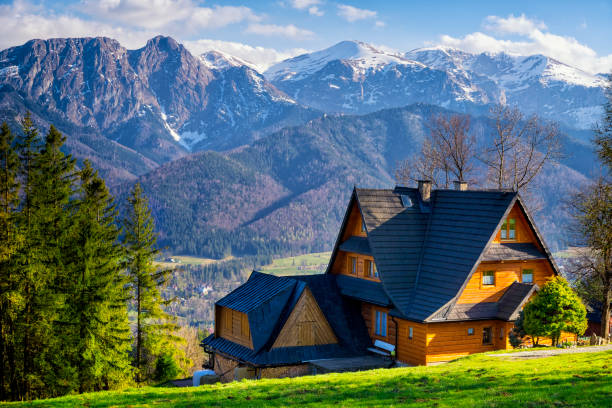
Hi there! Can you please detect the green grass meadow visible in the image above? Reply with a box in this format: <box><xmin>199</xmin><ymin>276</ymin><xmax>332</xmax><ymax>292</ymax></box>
<box><xmin>4</xmin><ymin>350</ymin><xmax>610</xmax><ymax>407</ymax></box>
<box><xmin>260</xmin><ymin>251</ymin><xmax>331</xmax><ymax>276</ymax></box>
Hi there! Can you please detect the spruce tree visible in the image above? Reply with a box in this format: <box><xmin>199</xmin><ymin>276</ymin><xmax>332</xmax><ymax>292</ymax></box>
<box><xmin>60</xmin><ymin>161</ymin><xmax>132</xmax><ymax>393</ymax></box>
<box><xmin>523</xmin><ymin>277</ymin><xmax>587</xmax><ymax>345</ymax></box>
<box><xmin>0</xmin><ymin>122</ymin><xmax>20</xmax><ymax>400</ymax></box>
<box><xmin>122</xmin><ymin>183</ymin><xmax>176</xmax><ymax>384</ymax></box>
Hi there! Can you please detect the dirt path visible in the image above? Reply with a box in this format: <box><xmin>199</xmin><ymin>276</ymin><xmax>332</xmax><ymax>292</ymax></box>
<box><xmin>490</xmin><ymin>344</ymin><xmax>612</xmax><ymax>359</ymax></box>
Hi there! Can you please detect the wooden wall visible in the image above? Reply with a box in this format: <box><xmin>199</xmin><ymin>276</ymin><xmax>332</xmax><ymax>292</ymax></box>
<box><xmin>330</xmin><ymin>251</ymin><xmax>379</xmax><ymax>281</ymax></box>
<box><xmin>396</xmin><ymin>320</ymin><xmax>427</xmax><ymax>366</ymax></box>
<box><xmin>272</xmin><ymin>288</ymin><xmax>338</xmax><ymax>348</ymax></box>
<box><xmin>342</xmin><ymin>201</ymin><xmax>367</xmax><ymax>240</ymax></box>
<box><xmin>216</xmin><ymin>306</ymin><xmax>253</xmax><ymax>349</ymax></box>
<box><xmin>493</xmin><ymin>203</ymin><xmax>539</xmax><ymax>245</ymax></box>
<box><xmin>457</xmin><ymin>260</ymin><xmax>554</xmax><ymax>304</ymax></box>
<box><xmin>423</xmin><ymin>320</ymin><xmax>513</xmax><ymax>364</ymax></box>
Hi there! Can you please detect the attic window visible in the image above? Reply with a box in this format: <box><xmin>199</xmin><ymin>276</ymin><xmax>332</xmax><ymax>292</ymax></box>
<box><xmin>400</xmin><ymin>194</ymin><xmax>413</xmax><ymax>208</ymax></box>
<box><xmin>522</xmin><ymin>269</ymin><xmax>534</xmax><ymax>284</ymax></box>
<box><xmin>500</xmin><ymin>218</ymin><xmax>516</xmax><ymax>240</ymax></box>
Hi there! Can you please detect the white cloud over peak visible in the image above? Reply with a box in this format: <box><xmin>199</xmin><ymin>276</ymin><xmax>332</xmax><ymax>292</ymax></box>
<box><xmin>483</xmin><ymin>14</ymin><xmax>547</xmax><ymax>36</ymax></box>
<box><xmin>183</xmin><ymin>39</ymin><xmax>308</xmax><ymax>72</ymax></box>
<box><xmin>245</xmin><ymin>23</ymin><xmax>314</xmax><ymax>40</ymax></box>
<box><xmin>0</xmin><ymin>0</ymin><xmax>154</xmax><ymax>50</ymax></box>
<box><xmin>438</xmin><ymin>13</ymin><xmax>612</xmax><ymax>74</ymax></box>
<box><xmin>337</xmin><ymin>4</ymin><xmax>377</xmax><ymax>22</ymax></box>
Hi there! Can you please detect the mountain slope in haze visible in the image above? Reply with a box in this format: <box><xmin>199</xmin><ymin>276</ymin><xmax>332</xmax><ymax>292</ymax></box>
<box><xmin>116</xmin><ymin>103</ymin><xmax>590</xmax><ymax>258</ymax></box>
<box><xmin>265</xmin><ymin>41</ymin><xmax>606</xmax><ymax>132</ymax></box>
<box><xmin>0</xmin><ymin>36</ymin><xmax>319</xmax><ymax>182</ymax></box>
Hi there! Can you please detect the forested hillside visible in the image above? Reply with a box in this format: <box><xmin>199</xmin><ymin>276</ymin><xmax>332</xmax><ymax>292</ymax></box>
<box><xmin>115</xmin><ymin>103</ymin><xmax>594</xmax><ymax>259</ymax></box>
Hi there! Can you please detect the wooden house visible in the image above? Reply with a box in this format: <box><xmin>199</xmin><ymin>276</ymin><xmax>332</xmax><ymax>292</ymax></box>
<box><xmin>202</xmin><ymin>181</ymin><xmax>570</xmax><ymax>377</ymax></box>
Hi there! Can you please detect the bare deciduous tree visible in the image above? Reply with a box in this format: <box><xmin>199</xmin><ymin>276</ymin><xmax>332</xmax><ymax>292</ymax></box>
<box><xmin>395</xmin><ymin>113</ymin><xmax>476</xmax><ymax>188</ymax></box>
<box><xmin>481</xmin><ymin>104</ymin><xmax>563</xmax><ymax>192</ymax></box>
<box><xmin>568</xmin><ymin>180</ymin><xmax>612</xmax><ymax>338</ymax></box>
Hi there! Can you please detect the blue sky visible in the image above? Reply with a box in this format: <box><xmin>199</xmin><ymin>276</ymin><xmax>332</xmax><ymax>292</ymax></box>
<box><xmin>0</xmin><ymin>0</ymin><xmax>611</xmax><ymax>73</ymax></box>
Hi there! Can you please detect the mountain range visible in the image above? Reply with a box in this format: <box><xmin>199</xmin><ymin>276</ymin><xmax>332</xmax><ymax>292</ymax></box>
<box><xmin>0</xmin><ymin>35</ymin><xmax>607</xmax><ymax>256</ymax></box>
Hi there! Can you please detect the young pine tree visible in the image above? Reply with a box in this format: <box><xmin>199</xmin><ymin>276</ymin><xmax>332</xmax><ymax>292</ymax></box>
<box><xmin>0</xmin><ymin>122</ymin><xmax>20</xmax><ymax>400</ymax></box>
<box><xmin>59</xmin><ymin>161</ymin><xmax>132</xmax><ymax>393</ymax></box>
<box><xmin>122</xmin><ymin>183</ymin><xmax>176</xmax><ymax>384</ymax></box>
<box><xmin>523</xmin><ymin>277</ymin><xmax>588</xmax><ymax>346</ymax></box>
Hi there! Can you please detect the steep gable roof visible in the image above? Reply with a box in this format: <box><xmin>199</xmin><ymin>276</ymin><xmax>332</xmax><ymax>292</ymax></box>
<box><xmin>327</xmin><ymin>186</ymin><xmax>558</xmax><ymax>323</ymax></box>
<box><xmin>205</xmin><ymin>271</ymin><xmax>371</xmax><ymax>365</ymax></box>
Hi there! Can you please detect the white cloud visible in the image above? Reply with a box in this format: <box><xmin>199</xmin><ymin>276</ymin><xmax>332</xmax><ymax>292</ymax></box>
<box><xmin>288</xmin><ymin>0</ymin><xmax>324</xmax><ymax>16</ymax></box>
<box><xmin>437</xmin><ymin>14</ymin><xmax>612</xmax><ymax>74</ymax></box>
<box><xmin>308</xmin><ymin>6</ymin><xmax>324</xmax><ymax>16</ymax></box>
<box><xmin>337</xmin><ymin>4</ymin><xmax>377</xmax><ymax>22</ymax></box>
<box><xmin>245</xmin><ymin>23</ymin><xmax>314</xmax><ymax>40</ymax></box>
<box><xmin>83</xmin><ymin>0</ymin><xmax>260</xmax><ymax>32</ymax></box>
<box><xmin>0</xmin><ymin>0</ymin><xmax>154</xmax><ymax>50</ymax></box>
<box><xmin>183</xmin><ymin>39</ymin><xmax>308</xmax><ymax>72</ymax></box>
<box><xmin>483</xmin><ymin>14</ymin><xmax>547</xmax><ymax>36</ymax></box>
<box><xmin>375</xmin><ymin>20</ymin><xmax>385</xmax><ymax>28</ymax></box>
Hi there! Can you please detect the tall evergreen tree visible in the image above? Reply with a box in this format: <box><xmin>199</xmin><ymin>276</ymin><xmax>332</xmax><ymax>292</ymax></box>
<box><xmin>0</xmin><ymin>122</ymin><xmax>20</xmax><ymax>400</ymax></box>
<box><xmin>122</xmin><ymin>183</ymin><xmax>176</xmax><ymax>384</ymax></box>
<box><xmin>59</xmin><ymin>161</ymin><xmax>132</xmax><ymax>393</ymax></box>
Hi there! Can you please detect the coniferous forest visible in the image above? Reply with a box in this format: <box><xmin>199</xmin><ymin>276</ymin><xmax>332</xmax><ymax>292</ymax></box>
<box><xmin>0</xmin><ymin>114</ymin><xmax>181</xmax><ymax>401</ymax></box>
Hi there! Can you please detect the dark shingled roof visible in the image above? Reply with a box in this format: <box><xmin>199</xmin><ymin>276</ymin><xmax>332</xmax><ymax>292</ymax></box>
<box><xmin>355</xmin><ymin>187</ymin><xmax>429</xmax><ymax>319</ymax></box>
<box><xmin>203</xmin><ymin>272</ymin><xmax>371</xmax><ymax>366</ymax></box>
<box><xmin>339</xmin><ymin>236</ymin><xmax>371</xmax><ymax>255</ymax></box>
<box><xmin>335</xmin><ymin>274</ymin><xmax>392</xmax><ymax>306</ymax></box>
<box><xmin>216</xmin><ymin>272</ymin><xmax>297</xmax><ymax>352</ymax></box>
<box><xmin>431</xmin><ymin>282</ymin><xmax>538</xmax><ymax>321</ymax></box>
<box><xmin>348</xmin><ymin>187</ymin><xmax>519</xmax><ymax>322</ymax></box>
<box><xmin>496</xmin><ymin>282</ymin><xmax>538</xmax><ymax>320</ymax></box>
<box><xmin>482</xmin><ymin>243</ymin><xmax>546</xmax><ymax>262</ymax></box>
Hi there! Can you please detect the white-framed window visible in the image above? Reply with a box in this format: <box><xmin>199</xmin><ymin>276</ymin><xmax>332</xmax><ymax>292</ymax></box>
<box><xmin>366</xmin><ymin>260</ymin><xmax>376</xmax><ymax>278</ymax></box>
<box><xmin>482</xmin><ymin>270</ymin><xmax>495</xmax><ymax>286</ymax></box>
<box><xmin>375</xmin><ymin>310</ymin><xmax>387</xmax><ymax>337</ymax></box>
<box><xmin>408</xmin><ymin>327</ymin><xmax>413</xmax><ymax>339</ymax></box>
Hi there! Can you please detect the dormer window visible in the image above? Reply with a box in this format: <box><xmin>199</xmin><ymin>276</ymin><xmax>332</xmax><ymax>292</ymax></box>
<box><xmin>500</xmin><ymin>218</ymin><xmax>516</xmax><ymax>240</ymax></box>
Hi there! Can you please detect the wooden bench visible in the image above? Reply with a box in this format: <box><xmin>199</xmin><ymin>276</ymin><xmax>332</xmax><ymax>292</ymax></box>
<box><xmin>367</xmin><ymin>340</ymin><xmax>395</xmax><ymax>357</ymax></box>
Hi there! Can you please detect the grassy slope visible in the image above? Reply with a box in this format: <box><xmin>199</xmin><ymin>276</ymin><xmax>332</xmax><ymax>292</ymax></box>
<box><xmin>260</xmin><ymin>251</ymin><xmax>331</xmax><ymax>276</ymax></box>
<box><xmin>5</xmin><ymin>350</ymin><xmax>610</xmax><ymax>408</ymax></box>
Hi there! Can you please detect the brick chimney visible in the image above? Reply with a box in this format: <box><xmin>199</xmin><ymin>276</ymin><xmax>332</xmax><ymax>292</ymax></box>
<box><xmin>418</xmin><ymin>180</ymin><xmax>432</xmax><ymax>202</ymax></box>
<box><xmin>453</xmin><ymin>180</ymin><xmax>468</xmax><ymax>191</ymax></box>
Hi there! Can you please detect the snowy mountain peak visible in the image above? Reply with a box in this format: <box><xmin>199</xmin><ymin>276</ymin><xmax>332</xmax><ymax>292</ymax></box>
<box><xmin>199</xmin><ymin>50</ymin><xmax>256</xmax><ymax>71</ymax></box>
<box><xmin>265</xmin><ymin>40</ymin><xmax>420</xmax><ymax>82</ymax></box>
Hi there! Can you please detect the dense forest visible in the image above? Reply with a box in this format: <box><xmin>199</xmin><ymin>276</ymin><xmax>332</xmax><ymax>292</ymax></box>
<box><xmin>0</xmin><ymin>115</ymin><xmax>196</xmax><ymax>401</ymax></box>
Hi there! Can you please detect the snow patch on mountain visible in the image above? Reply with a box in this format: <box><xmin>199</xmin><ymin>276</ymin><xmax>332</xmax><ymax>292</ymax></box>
<box><xmin>200</xmin><ymin>50</ymin><xmax>256</xmax><ymax>71</ymax></box>
<box><xmin>265</xmin><ymin>40</ymin><xmax>422</xmax><ymax>82</ymax></box>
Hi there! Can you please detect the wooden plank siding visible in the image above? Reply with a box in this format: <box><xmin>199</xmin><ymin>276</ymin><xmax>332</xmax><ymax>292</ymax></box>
<box><xmin>493</xmin><ymin>203</ymin><xmax>539</xmax><ymax>245</ymax></box>
<box><xmin>396</xmin><ymin>320</ymin><xmax>427</xmax><ymax>366</ymax></box>
<box><xmin>423</xmin><ymin>320</ymin><xmax>513</xmax><ymax>364</ymax></box>
<box><xmin>457</xmin><ymin>260</ymin><xmax>554</xmax><ymax>304</ymax></box>
<box><xmin>216</xmin><ymin>306</ymin><xmax>253</xmax><ymax>349</ymax></box>
<box><xmin>330</xmin><ymin>251</ymin><xmax>379</xmax><ymax>281</ymax></box>
<box><xmin>272</xmin><ymin>288</ymin><xmax>338</xmax><ymax>348</ymax></box>
<box><xmin>342</xmin><ymin>201</ymin><xmax>367</xmax><ymax>240</ymax></box>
